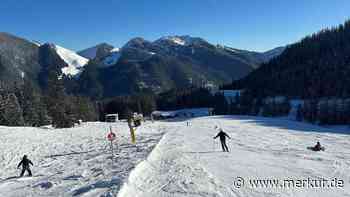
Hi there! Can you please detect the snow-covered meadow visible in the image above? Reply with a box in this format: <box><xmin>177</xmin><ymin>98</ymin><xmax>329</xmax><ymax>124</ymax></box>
<box><xmin>1</xmin><ymin>116</ymin><xmax>350</xmax><ymax>196</ymax></box>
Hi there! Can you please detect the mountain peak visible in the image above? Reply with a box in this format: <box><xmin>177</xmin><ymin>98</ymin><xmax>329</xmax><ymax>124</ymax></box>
<box><xmin>42</xmin><ymin>42</ymin><xmax>56</xmax><ymax>48</ymax></box>
<box><xmin>78</xmin><ymin>43</ymin><xmax>114</xmax><ymax>59</ymax></box>
<box><xmin>157</xmin><ymin>36</ymin><xmax>188</xmax><ymax>45</ymax></box>
<box><xmin>123</xmin><ymin>37</ymin><xmax>151</xmax><ymax>49</ymax></box>
<box><xmin>0</xmin><ymin>32</ymin><xmax>21</xmax><ymax>39</ymax></box>
<box><xmin>0</xmin><ymin>32</ymin><xmax>40</xmax><ymax>48</ymax></box>
<box><xmin>154</xmin><ymin>35</ymin><xmax>207</xmax><ymax>46</ymax></box>
<box><xmin>41</xmin><ymin>43</ymin><xmax>89</xmax><ymax>76</ymax></box>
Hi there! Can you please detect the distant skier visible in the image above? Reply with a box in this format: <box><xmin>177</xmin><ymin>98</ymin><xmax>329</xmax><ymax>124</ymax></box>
<box><xmin>17</xmin><ymin>155</ymin><xmax>33</xmax><ymax>177</ymax></box>
<box><xmin>214</xmin><ymin>129</ymin><xmax>231</xmax><ymax>152</ymax></box>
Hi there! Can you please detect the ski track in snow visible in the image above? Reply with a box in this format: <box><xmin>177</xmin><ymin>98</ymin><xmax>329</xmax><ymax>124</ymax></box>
<box><xmin>1</xmin><ymin>116</ymin><xmax>350</xmax><ymax>196</ymax></box>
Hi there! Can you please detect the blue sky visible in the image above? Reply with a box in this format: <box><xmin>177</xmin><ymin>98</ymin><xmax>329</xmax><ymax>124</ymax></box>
<box><xmin>1</xmin><ymin>0</ymin><xmax>349</xmax><ymax>52</ymax></box>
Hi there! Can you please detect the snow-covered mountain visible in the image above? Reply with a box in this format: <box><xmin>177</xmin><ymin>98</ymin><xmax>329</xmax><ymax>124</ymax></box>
<box><xmin>76</xmin><ymin>35</ymin><xmax>284</xmax><ymax>97</ymax></box>
<box><xmin>51</xmin><ymin>44</ymin><xmax>89</xmax><ymax>76</ymax></box>
<box><xmin>154</xmin><ymin>35</ymin><xmax>207</xmax><ymax>46</ymax></box>
<box><xmin>78</xmin><ymin>43</ymin><xmax>122</xmax><ymax>67</ymax></box>
<box><xmin>78</xmin><ymin>43</ymin><xmax>114</xmax><ymax>60</ymax></box>
<box><xmin>78</xmin><ymin>35</ymin><xmax>284</xmax><ymax>71</ymax></box>
<box><xmin>0</xmin><ymin>33</ymin><xmax>89</xmax><ymax>88</ymax></box>
<box><xmin>77</xmin><ymin>45</ymin><xmax>99</xmax><ymax>59</ymax></box>
<box><xmin>0</xmin><ymin>32</ymin><xmax>284</xmax><ymax>97</ymax></box>
<box><xmin>0</xmin><ymin>32</ymin><xmax>41</xmax><ymax>85</ymax></box>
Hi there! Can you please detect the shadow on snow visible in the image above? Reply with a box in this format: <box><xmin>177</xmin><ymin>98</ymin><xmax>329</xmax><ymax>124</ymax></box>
<box><xmin>210</xmin><ymin>115</ymin><xmax>350</xmax><ymax>135</ymax></box>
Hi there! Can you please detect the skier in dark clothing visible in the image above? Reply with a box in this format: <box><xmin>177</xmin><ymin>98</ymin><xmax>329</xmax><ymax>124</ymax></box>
<box><xmin>17</xmin><ymin>155</ymin><xmax>33</xmax><ymax>177</ymax></box>
<box><xmin>214</xmin><ymin>129</ymin><xmax>231</xmax><ymax>152</ymax></box>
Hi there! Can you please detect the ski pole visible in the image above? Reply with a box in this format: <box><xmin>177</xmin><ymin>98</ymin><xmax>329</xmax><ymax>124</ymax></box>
<box><xmin>213</xmin><ymin>139</ymin><xmax>215</xmax><ymax>151</ymax></box>
<box><xmin>228</xmin><ymin>138</ymin><xmax>233</xmax><ymax>152</ymax></box>
<box><xmin>213</xmin><ymin>139</ymin><xmax>216</xmax><ymax>151</ymax></box>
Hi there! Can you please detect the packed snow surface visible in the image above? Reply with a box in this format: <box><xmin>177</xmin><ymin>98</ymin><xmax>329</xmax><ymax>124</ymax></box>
<box><xmin>54</xmin><ymin>45</ymin><xmax>89</xmax><ymax>76</ymax></box>
<box><xmin>0</xmin><ymin>122</ymin><xmax>163</xmax><ymax>197</ymax></box>
<box><xmin>118</xmin><ymin>116</ymin><xmax>350</xmax><ymax>197</ymax></box>
<box><xmin>1</xmin><ymin>116</ymin><xmax>350</xmax><ymax>196</ymax></box>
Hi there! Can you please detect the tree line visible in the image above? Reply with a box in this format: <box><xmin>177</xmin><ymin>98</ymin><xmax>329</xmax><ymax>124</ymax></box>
<box><xmin>221</xmin><ymin>19</ymin><xmax>350</xmax><ymax>125</ymax></box>
<box><xmin>0</xmin><ymin>70</ymin><xmax>98</xmax><ymax>128</ymax></box>
<box><xmin>99</xmin><ymin>87</ymin><xmax>230</xmax><ymax>120</ymax></box>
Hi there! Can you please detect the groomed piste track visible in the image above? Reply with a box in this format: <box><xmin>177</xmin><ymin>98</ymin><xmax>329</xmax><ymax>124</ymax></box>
<box><xmin>1</xmin><ymin>116</ymin><xmax>350</xmax><ymax>197</ymax></box>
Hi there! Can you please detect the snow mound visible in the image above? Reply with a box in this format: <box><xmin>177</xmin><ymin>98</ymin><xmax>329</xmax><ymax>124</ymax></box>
<box><xmin>53</xmin><ymin>45</ymin><xmax>89</xmax><ymax>76</ymax></box>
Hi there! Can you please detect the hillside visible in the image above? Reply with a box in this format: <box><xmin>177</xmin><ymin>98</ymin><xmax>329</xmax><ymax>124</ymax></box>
<box><xmin>0</xmin><ymin>32</ymin><xmax>41</xmax><ymax>86</ymax></box>
<box><xmin>77</xmin><ymin>43</ymin><xmax>114</xmax><ymax>60</ymax></box>
<box><xmin>0</xmin><ymin>32</ymin><xmax>283</xmax><ymax>98</ymax></box>
<box><xmin>0</xmin><ymin>33</ymin><xmax>91</xmax><ymax>87</ymax></box>
<box><xmin>77</xmin><ymin>36</ymin><xmax>283</xmax><ymax>97</ymax></box>
<box><xmin>229</xmin><ymin>20</ymin><xmax>350</xmax><ymax>98</ymax></box>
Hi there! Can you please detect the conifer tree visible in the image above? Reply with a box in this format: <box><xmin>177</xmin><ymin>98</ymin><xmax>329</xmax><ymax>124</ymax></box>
<box><xmin>0</xmin><ymin>93</ymin><xmax>25</xmax><ymax>126</ymax></box>
<box><xmin>46</xmin><ymin>70</ymin><xmax>74</xmax><ymax>128</ymax></box>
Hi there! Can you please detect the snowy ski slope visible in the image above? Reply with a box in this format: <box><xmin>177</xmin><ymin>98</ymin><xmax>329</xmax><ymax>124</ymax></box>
<box><xmin>0</xmin><ymin>121</ymin><xmax>163</xmax><ymax>197</ymax></box>
<box><xmin>1</xmin><ymin>116</ymin><xmax>350</xmax><ymax>196</ymax></box>
<box><xmin>118</xmin><ymin>116</ymin><xmax>350</xmax><ymax>197</ymax></box>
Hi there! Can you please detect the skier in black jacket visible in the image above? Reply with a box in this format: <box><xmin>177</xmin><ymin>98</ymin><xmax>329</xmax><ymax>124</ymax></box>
<box><xmin>17</xmin><ymin>155</ymin><xmax>33</xmax><ymax>177</ymax></box>
<box><xmin>214</xmin><ymin>129</ymin><xmax>231</xmax><ymax>152</ymax></box>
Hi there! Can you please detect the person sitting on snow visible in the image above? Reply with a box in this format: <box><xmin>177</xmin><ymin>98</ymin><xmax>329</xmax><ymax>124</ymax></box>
<box><xmin>312</xmin><ymin>141</ymin><xmax>322</xmax><ymax>151</ymax></box>
<box><xmin>214</xmin><ymin>129</ymin><xmax>231</xmax><ymax>152</ymax></box>
<box><xmin>17</xmin><ymin>155</ymin><xmax>33</xmax><ymax>177</ymax></box>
